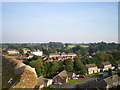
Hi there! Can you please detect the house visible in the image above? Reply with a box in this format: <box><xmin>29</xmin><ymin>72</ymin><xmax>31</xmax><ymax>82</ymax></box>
<box><xmin>26</xmin><ymin>54</ymin><xmax>34</xmax><ymax>59</ymax></box>
<box><xmin>67</xmin><ymin>53</ymin><xmax>77</xmax><ymax>58</ymax></box>
<box><xmin>44</xmin><ymin>78</ymin><xmax>53</xmax><ymax>87</ymax></box>
<box><xmin>98</xmin><ymin>74</ymin><xmax>120</xmax><ymax>89</ymax></box>
<box><xmin>60</xmin><ymin>52</ymin><xmax>68</xmax><ymax>57</ymax></box>
<box><xmin>49</xmin><ymin>52</ymin><xmax>76</xmax><ymax>60</ymax></box>
<box><xmin>22</xmin><ymin>48</ymin><xmax>30</xmax><ymax>54</ymax></box>
<box><xmin>53</xmin><ymin>70</ymin><xmax>75</xmax><ymax>83</ymax></box>
<box><xmin>112</xmin><ymin>61</ymin><xmax>120</xmax><ymax>70</ymax></box>
<box><xmin>84</xmin><ymin>64</ymin><xmax>100</xmax><ymax>74</ymax></box>
<box><xmin>35</xmin><ymin>76</ymin><xmax>44</xmax><ymax>89</ymax></box>
<box><xmin>49</xmin><ymin>53</ymin><xmax>60</xmax><ymax>58</ymax></box>
<box><xmin>88</xmin><ymin>75</ymin><xmax>120</xmax><ymax>89</ymax></box>
<box><xmin>67</xmin><ymin>72</ymin><xmax>76</xmax><ymax>79</ymax></box>
<box><xmin>98</xmin><ymin>62</ymin><xmax>112</xmax><ymax>71</ymax></box>
<box><xmin>7</xmin><ymin>49</ymin><xmax>19</xmax><ymax>55</ymax></box>
<box><xmin>31</xmin><ymin>50</ymin><xmax>43</xmax><ymax>56</ymax></box>
<box><xmin>35</xmin><ymin>76</ymin><xmax>53</xmax><ymax>89</ymax></box>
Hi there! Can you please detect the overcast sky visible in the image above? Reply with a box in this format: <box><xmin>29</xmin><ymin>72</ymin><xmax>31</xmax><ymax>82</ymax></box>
<box><xmin>2</xmin><ymin>2</ymin><xmax>118</xmax><ymax>43</ymax></box>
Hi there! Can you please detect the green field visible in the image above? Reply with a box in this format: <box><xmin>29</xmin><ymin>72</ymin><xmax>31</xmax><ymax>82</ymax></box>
<box><xmin>68</xmin><ymin>45</ymin><xmax>89</xmax><ymax>48</ymax></box>
<box><xmin>80</xmin><ymin>45</ymin><xmax>89</xmax><ymax>48</ymax></box>
<box><xmin>68</xmin><ymin>45</ymin><xmax>75</xmax><ymax>48</ymax></box>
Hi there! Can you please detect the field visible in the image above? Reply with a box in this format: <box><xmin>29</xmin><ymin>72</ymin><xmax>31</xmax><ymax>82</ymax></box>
<box><xmin>68</xmin><ymin>45</ymin><xmax>89</xmax><ymax>48</ymax></box>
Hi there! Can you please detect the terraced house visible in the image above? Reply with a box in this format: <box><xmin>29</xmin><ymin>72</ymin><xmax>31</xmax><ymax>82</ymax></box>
<box><xmin>98</xmin><ymin>62</ymin><xmax>112</xmax><ymax>72</ymax></box>
<box><xmin>112</xmin><ymin>61</ymin><xmax>120</xmax><ymax>70</ymax></box>
<box><xmin>84</xmin><ymin>64</ymin><xmax>100</xmax><ymax>74</ymax></box>
<box><xmin>7</xmin><ymin>49</ymin><xmax>19</xmax><ymax>55</ymax></box>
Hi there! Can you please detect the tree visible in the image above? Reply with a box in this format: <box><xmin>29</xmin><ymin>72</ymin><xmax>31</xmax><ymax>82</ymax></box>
<box><xmin>74</xmin><ymin>56</ymin><xmax>83</xmax><ymax>73</ymax></box>
<box><xmin>80</xmin><ymin>69</ymin><xmax>87</xmax><ymax>75</ymax></box>
<box><xmin>64</xmin><ymin>59</ymin><xmax>74</xmax><ymax>72</ymax></box>
<box><xmin>95</xmin><ymin>51</ymin><xmax>109</xmax><ymax>62</ymax></box>
<box><xmin>72</xmin><ymin>45</ymin><xmax>88</xmax><ymax>56</ymax></box>
<box><xmin>88</xmin><ymin>44</ymin><xmax>97</xmax><ymax>55</ymax></box>
<box><xmin>29</xmin><ymin>59</ymin><xmax>45</xmax><ymax>77</ymax></box>
<box><xmin>32</xmin><ymin>55</ymin><xmax>39</xmax><ymax>60</ymax></box>
<box><xmin>108</xmin><ymin>68</ymin><xmax>112</xmax><ymax>76</ymax></box>
<box><xmin>117</xmin><ymin>70</ymin><xmax>120</xmax><ymax>77</ymax></box>
<box><xmin>43</xmin><ymin>62</ymin><xmax>52</xmax><ymax>77</ymax></box>
<box><xmin>51</xmin><ymin>62</ymin><xmax>59</xmax><ymax>75</ymax></box>
<box><xmin>19</xmin><ymin>50</ymin><xmax>24</xmax><ymax>56</ymax></box>
<box><xmin>2</xmin><ymin>50</ymin><xmax>8</xmax><ymax>55</ymax></box>
<box><xmin>65</xmin><ymin>43</ymin><xmax>69</xmax><ymax>47</ymax></box>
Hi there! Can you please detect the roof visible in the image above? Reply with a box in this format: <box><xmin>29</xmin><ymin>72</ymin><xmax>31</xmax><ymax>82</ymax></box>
<box><xmin>7</xmin><ymin>49</ymin><xmax>19</xmax><ymax>51</ymax></box>
<box><xmin>59</xmin><ymin>70</ymin><xmax>68</xmax><ymax>77</ymax></box>
<box><xmin>85</xmin><ymin>64</ymin><xmax>97</xmax><ymax>68</ymax></box>
<box><xmin>37</xmin><ymin>76</ymin><xmax>44</xmax><ymax>86</ymax></box>
<box><xmin>67</xmin><ymin>72</ymin><xmax>74</xmax><ymax>77</ymax></box>
<box><xmin>53</xmin><ymin>70</ymin><xmax>72</xmax><ymax>80</ymax></box>
<box><xmin>101</xmin><ymin>62</ymin><xmax>111</xmax><ymax>65</ymax></box>
<box><xmin>67</xmin><ymin>53</ymin><xmax>76</xmax><ymax>55</ymax></box>
<box><xmin>44</xmin><ymin>78</ymin><xmax>49</xmax><ymax>83</ymax></box>
<box><xmin>98</xmin><ymin>75</ymin><xmax>120</xmax><ymax>88</ymax></box>
<box><xmin>61</xmin><ymin>52</ymin><xmax>67</xmax><ymax>55</ymax></box>
<box><xmin>88</xmin><ymin>79</ymin><xmax>99</xmax><ymax>88</ymax></box>
<box><xmin>49</xmin><ymin>53</ymin><xmax>60</xmax><ymax>56</ymax></box>
<box><xmin>22</xmin><ymin>48</ymin><xmax>30</xmax><ymax>51</ymax></box>
<box><xmin>115</xmin><ymin>61</ymin><xmax>120</xmax><ymax>64</ymax></box>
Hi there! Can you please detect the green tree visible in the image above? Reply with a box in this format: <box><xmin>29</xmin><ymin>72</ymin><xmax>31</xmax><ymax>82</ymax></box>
<box><xmin>19</xmin><ymin>50</ymin><xmax>24</xmax><ymax>56</ymax></box>
<box><xmin>95</xmin><ymin>51</ymin><xmax>109</xmax><ymax>62</ymax></box>
<box><xmin>108</xmin><ymin>68</ymin><xmax>112</xmax><ymax>76</ymax></box>
<box><xmin>50</xmin><ymin>62</ymin><xmax>59</xmax><ymax>76</ymax></box>
<box><xmin>80</xmin><ymin>69</ymin><xmax>87</xmax><ymax>75</ymax></box>
<box><xmin>32</xmin><ymin>55</ymin><xmax>39</xmax><ymax>60</ymax></box>
<box><xmin>72</xmin><ymin>45</ymin><xmax>88</xmax><ymax>56</ymax></box>
<box><xmin>64</xmin><ymin>59</ymin><xmax>74</xmax><ymax>72</ymax></box>
<box><xmin>74</xmin><ymin>56</ymin><xmax>83</xmax><ymax>73</ymax></box>
<box><xmin>29</xmin><ymin>59</ymin><xmax>45</xmax><ymax>77</ymax></box>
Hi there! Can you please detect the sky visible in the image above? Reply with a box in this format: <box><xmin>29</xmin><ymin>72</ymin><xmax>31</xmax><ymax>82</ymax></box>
<box><xmin>2</xmin><ymin>2</ymin><xmax>118</xmax><ymax>43</ymax></box>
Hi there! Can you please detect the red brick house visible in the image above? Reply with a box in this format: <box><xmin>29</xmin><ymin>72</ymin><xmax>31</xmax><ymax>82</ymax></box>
<box><xmin>98</xmin><ymin>62</ymin><xmax>112</xmax><ymax>71</ymax></box>
<box><xmin>112</xmin><ymin>61</ymin><xmax>120</xmax><ymax>70</ymax></box>
<box><xmin>7</xmin><ymin>49</ymin><xmax>19</xmax><ymax>55</ymax></box>
<box><xmin>22</xmin><ymin>48</ymin><xmax>31</xmax><ymax>54</ymax></box>
<box><xmin>53</xmin><ymin>70</ymin><xmax>75</xmax><ymax>83</ymax></box>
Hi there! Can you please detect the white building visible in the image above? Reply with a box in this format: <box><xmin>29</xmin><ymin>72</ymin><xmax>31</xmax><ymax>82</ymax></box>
<box><xmin>31</xmin><ymin>50</ymin><xmax>43</xmax><ymax>56</ymax></box>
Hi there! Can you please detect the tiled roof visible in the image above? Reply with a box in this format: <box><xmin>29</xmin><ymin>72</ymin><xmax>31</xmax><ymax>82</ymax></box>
<box><xmin>101</xmin><ymin>62</ymin><xmax>111</xmax><ymax>65</ymax></box>
<box><xmin>49</xmin><ymin>53</ymin><xmax>60</xmax><ymax>56</ymax></box>
<box><xmin>37</xmin><ymin>76</ymin><xmax>44</xmax><ymax>85</ymax></box>
<box><xmin>67</xmin><ymin>53</ymin><xmax>76</xmax><ymax>55</ymax></box>
<box><xmin>53</xmin><ymin>70</ymin><xmax>74</xmax><ymax>79</ymax></box>
<box><xmin>98</xmin><ymin>75</ymin><xmax>120</xmax><ymax>88</ymax></box>
<box><xmin>85</xmin><ymin>64</ymin><xmax>97</xmax><ymax>68</ymax></box>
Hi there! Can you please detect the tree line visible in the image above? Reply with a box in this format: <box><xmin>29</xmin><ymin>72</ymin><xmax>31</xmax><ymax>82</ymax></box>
<box><xmin>25</xmin><ymin>56</ymin><xmax>86</xmax><ymax>78</ymax></box>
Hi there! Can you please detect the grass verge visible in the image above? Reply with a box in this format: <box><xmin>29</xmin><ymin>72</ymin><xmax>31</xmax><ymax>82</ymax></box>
<box><xmin>68</xmin><ymin>78</ymin><xmax>86</xmax><ymax>84</ymax></box>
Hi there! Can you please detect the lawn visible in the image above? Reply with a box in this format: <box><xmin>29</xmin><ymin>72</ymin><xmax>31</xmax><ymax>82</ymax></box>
<box><xmin>68</xmin><ymin>45</ymin><xmax>89</xmax><ymax>48</ymax></box>
<box><xmin>86</xmin><ymin>73</ymin><xmax>100</xmax><ymax>77</ymax></box>
<box><xmin>68</xmin><ymin>78</ymin><xmax>86</xmax><ymax>84</ymax></box>
<box><xmin>68</xmin><ymin>45</ymin><xmax>75</xmax><ymax>48</ymax></box>
<box><xmin>80</xmin><ymin>45</ymin><xmax>89</xmax><ymax>48</ymax></box>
